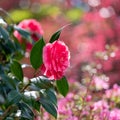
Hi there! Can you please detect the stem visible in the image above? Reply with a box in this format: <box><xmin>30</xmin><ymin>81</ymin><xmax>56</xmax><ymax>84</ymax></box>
<box><xmin>33</xmin><ymin>69</ymin><xmax>40</xmax><ymax>77</ymax></box>
<box><xmin>0</xmin><ymin>8</ymin><xmax>14</xmax><ymax>23</ymax></box>
<box><xmin>20</xmin><ymin>83</ymin><xmax>30</xmax><ymax>92</ymax></box>
<box><xmin>79</xmin><ymin>75</ymin><xmax>93</xmax><ymax>119</ymax></box>
<box><xmin>2</xmin><ymin>106</ymin><xmax>12</xmax><ymax>119</ymax></box>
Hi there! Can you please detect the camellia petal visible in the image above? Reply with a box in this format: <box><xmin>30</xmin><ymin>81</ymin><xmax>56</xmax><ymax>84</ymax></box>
<box><xmin>14</xmin><ymin>19</ymin><xmax>44</xmax><ymax>50</ymax></box>
<box><xmin>41</xmin><ymin>40</ymin><xmax>70</xmax><ymax>80</ymax></box>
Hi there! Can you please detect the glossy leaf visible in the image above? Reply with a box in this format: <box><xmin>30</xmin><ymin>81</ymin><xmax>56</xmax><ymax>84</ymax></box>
<box><xmin>1</xmin><ymin>74</ymin><xmax>17</xmax><ymax>89</ymax></box>
<box><xmin>7</xmin><ymin>90</ymin><xmax>21</xmax><ymax>104</ymax></box>
<box><xmin>39</xmin><ymin>88</ymin><xmax>57</xmax><ymax>118</ymax></box>
<box><xmin>30</xmin><ymin>38</ymin><xmax>45</xmax><ymax>69</ymax></box>
<box><xmin>49</xmin><ymin>24</ymin><xmax>71</xmax><ymax>43</ymax></box>
<box><xmin>49</xmin><ymin>29</ymin><xmax>61</xmax><ymax>43</ymax></box>
<box><xmin>11</xmin><ymin>60</ymin><xmax>23</xmax><ymax>81</ymax></box>
<box><xmin>0</xmin><ymin>26</ymin><xmax>9</xmax><ymax>41</ymax></box>
<box><xmin>22</xmin><ymin>95</ymin><xmax>41</xmax><ymax>111</ymax></box>
<box><xmin>14</xmin><ymin>26</ymin><xmax>30</xmax><ymax>39</ymax></box>
<box><xmin>30</xmin><ymin>76</ymin><xmax>53</xmax><ymax>90</ymax></box>
<box><xmin>46</xmin><ymin>89</ymin><xmax>57</xmax><ymax>106</ymax></box>
<box><xmin>18</xmin><ymin>102</ymin><xmax>34</xmax><ymax>119</ymax></box>
<box><xmin>40</xmin><ymin>97</ymin><xmax>57</xmax><ymax>118</ymax></box>
<box><xmin>0</xmin><ymin>93</ymin><xmax>5</xmax><ymax>104</ymax></box>
<box><xmin>56</xmin><ymin>76</ymin><xmax>69</xmax><ymax>97</ymax></box>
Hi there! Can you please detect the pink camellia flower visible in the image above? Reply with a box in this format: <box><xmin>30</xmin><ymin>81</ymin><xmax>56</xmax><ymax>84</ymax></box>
<box><xmin>14</xmin><ymin>19</ymin><xmax>44</xmax><ymax>50</ymax></box>
<box><xmin>41</xmin><ymin>40</ymin><xmax>70</xmax><ymax>80</ymax></box>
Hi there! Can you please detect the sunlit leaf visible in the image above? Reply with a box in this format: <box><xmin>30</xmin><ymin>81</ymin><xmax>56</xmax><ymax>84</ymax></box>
<box><xmin>30</xmin><ymin>76</ymin><xmax>53</xmax><ymax>90</ymax></box>
<box><xmin>9</xmin><ymin>9</ymin><xmax>32</xmax><ymax>23</ymax></box>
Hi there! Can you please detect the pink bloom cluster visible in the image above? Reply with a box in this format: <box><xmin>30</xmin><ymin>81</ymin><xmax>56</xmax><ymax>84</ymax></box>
<box><xmin>109</xmin><ymin>109</ymin><xmax>120</xmax><ymax>120</ymax></box>
<box><xmin>105</xmin><ymin>84</ymin><xmax>120</xmax><ymax>101</ymax></box>
<box><xmin>57</xmin><ymin>92</ymin><xmax>79</xmax><ymax>120</ymax></box>
<box><xmin>14</xmin><ymin>19</ymin><xmax>44</xmax><ymax>50</ymax></box>
<box><xmin>41</xmin><ymin>41</ymin><xmax>70</xmax><ymax>80</ymax></box>
<box><xmin>58</xmin><ymin>93</ymin><xmax>74</xmax><ymax>115</ymax></box>
<box><xmin>92</xmin><ymin>76</ymin><xmax>109</xmax><ymax>90</ymax></box>
<box><xmin>68</xmin><ymin>9</ymin><xmax>120</xmax><ymax>85</ymax></box>
<box><xmin>92</xmin><ymin>100</ymin><xmax>109</xmax><ymax>111</ymax></box>
<box><xmin>57</xmin><ymin>91</ymin><xmax>120</xmax><ymax>120</ymax></box>
<box><xmin>89</xmin><ymin>100</ymin><xmax>120</xmax><ymax>120</ymax></box>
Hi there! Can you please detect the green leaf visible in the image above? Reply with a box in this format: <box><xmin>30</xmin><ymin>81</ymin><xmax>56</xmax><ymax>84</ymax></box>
<box><xmin>14</xmin><ymin>26</ymin><xmax>33</xmax><ymax>46</ymax></box>
<box><xmin>14</xmin><ymin>26</ymin><xmax>30</xmax><ymax>39</ymax></box>
<box><xmin>49</xmin><ymin>24</ymin><xmax>71</xmax><ymax>43</ymax></box>
<box><xmin>0</xmin><ymin>26</ymin><xmax>9</xmax><ymax>40</ymax></box>
<box><xmin>22</xmin><ymin>95</ymin><xmax>41</xmax><ymax>111</ymax></box>
<box><xmin>49</xmin><ymin>29</ymin><xmax>61</xmax><ymax>43</ymax></box>
<box><xmin>56</xmin><ymin>76</ymin><xmax>69</xmax><ymax>97</ymax></box>
<box><xmin>30</xmin><ymin>38</ymin><xmax>45</xmax><ymax>69</ymax></box>
<box><xmin>0</xmin><ymin>93</ymin><xmax>5</xmax><ymax>104</ymax></box>
<box><xmin>30</xmin><ymin>76</ymin><xmax>53</xmax><ymax>90</ymax></box>
<box><xmin>46</xmin><ymin>89</ymin><xmax>57</xmax><ymax>106</ymax></box>
<box><xmin>5</xmin><ymin>117</ymin><xmax>14</xmax><ymax>120</ymax></box>
<box><xmin>39</xmin><ymin>88</ymin><xmax>57</xmax><ymax>118</ymax></box>
<box><xmin>1</xmin><ymin>74</ymin><xmax>17</xmax><ymax>89</ymax></box>
<box><xmin>7</xmin><ymin>90</ymin><xmax>21</xmax><ymax>104</ymax></box>
<box><xmin>40</xmin><ymin>97</ymin><xmax>57</xmax><ymax>118</ymax></box>
<box><xmin>18</xmin><ymin>102</ymin><xmax>34</xmax><ymax>119</ymax></box>
<box><xmin>11</xmin><ymin>60</ymin><xmax>23</xmax><ymax>81</ymax></box>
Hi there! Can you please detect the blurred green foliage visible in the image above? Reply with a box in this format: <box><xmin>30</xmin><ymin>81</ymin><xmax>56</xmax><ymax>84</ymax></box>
<box><xmin>6</xmin><ymin>4</ymin><xmax>84</xmax><ymax>23</ymax></box>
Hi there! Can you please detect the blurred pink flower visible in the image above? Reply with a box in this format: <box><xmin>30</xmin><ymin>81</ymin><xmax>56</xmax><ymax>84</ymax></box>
<box><xmin>92</xmin><ymin>76</ymin><xmax>109</xmax><ymax>90</ymax></box>
<box><xmin>58</xmin><ymin>98</ymin><xmax>72</xmax><ymax>115</ymax></box>
<box><xmin>42</xmin><ymin>112</ymin><xmax>50</xmax><ymax>120</ymax></box>
<box><xmin>93</xmin><ymin>100</ymin><xmax>109</xmax><ymax>111</ymax></box>
<box><xmin>85</xmin><ymin>95</ymin><xmax>92</xmax><ymax>102</ymax></box>
<box><xmin>105</xmin><ymin>84</ymin><xmax>120</xmax><ymax>99</ymax></box>
<box><xmin>66</xmin><ymin>116</ymin><xmax>78</xmax><ymax>120</ymax></box>
<box><xmin>93</xmin><ymin>109</ymin><xmax>110</xmax><ymax>120</ymax></box>
<box><xmin>14</xmin><ymin>19</ymin><xmax>44</xmax><ymax>50</ymax></box>
<box><xmin>57</xmin><ymin>92</ymin><xmax>74</xmax><ymax>115</ymax></box>
<box><xmin>34</xmin><ymin>116</ymin><xmax>41</xmax><ymax>120</ymax></box>
<box><xmin>109</xmin><ymin>109</ymin><xmax>120</xmax><ymax>120</ymax></box>
<box><xmin>41</xmin><ymin>41</ymin><xmax>70</xmax><ymax>80</ymax></box>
